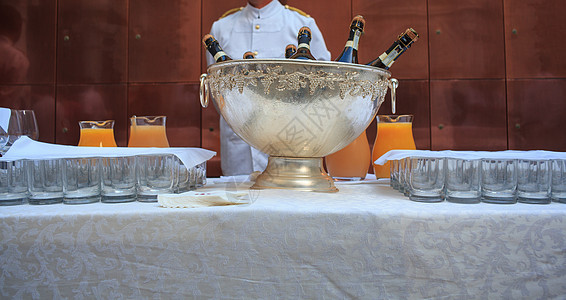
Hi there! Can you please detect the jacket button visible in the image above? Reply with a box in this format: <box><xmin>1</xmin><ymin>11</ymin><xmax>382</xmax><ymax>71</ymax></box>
<box><xmin>255</xmin><ymin>25</ymin><xmax>260</xmax><ymax>30</ymax></box>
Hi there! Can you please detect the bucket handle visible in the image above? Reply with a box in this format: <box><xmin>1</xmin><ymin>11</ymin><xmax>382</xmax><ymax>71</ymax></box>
<box><xmin>389</xmin><ymin>78</ymin><xmax>399</xmax><ymax>114</ymax></box>
<box><xmin>199</xmin><ymin>73</ymin><xmax>209</xmax><ymax>108</ymax></box>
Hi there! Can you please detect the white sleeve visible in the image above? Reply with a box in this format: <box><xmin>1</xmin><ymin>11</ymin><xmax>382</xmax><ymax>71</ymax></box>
<box><xmin>307</xmin><ymin>18</ymin><xmax>332</xmax><ymax>61</ymax></box>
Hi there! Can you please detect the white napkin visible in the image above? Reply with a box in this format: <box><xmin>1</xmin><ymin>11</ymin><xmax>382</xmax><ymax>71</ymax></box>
<box><xmin>2</xmin><ymin>136</ymin><xmax>216</xmax><ymax>168</ymax></box>
<box><xmin>374</xmin><ymin>149</ymin><xmax>566</xmax><ymax>165</ymax></box>
<box><xmin>158</xmin><ymin>190</ymin><xmax>249</xmax><ymax>208</ymax></box>
<box><xmin>0</xmin><ymin>107</ymin><xmax>11</xmax><ymax>133</ymax></box>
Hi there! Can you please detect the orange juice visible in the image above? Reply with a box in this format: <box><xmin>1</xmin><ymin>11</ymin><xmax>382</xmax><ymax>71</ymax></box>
<box><xmin>372</xmin><ymin>120</ymin><xmax>416</xmax><ymax>178</ymax></box>
<box><xmin>128</xmin><ymin>125</ymin><xmax>170</xmax><ymax>147</ymax></box>
<box><xmin>78</xmin><ymin>120</ymin><xmax>118</xmax><ymax>147</ymax></box>
<box><xmin>325</xmin><ymin>131</ymin><xmax>370</xmax><ymax>180</ymax></box>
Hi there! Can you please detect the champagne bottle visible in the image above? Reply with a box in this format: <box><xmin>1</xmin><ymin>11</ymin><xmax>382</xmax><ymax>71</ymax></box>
<box><xmin>243</xmin><ymin>51</ymin><xmax>256</xmax><ymax>59</ymax></box>
<box><xmin>289</xmin><ymin>26</ymin><xmax>316</xmax><ymax>60</ymax></box>
<box><xmin>335</xmin><ymin>15</ymin><xmax>365</xmax><ymax>63</ymax></box>
<box><xmin>202</xmin><ymin>34</ymin><xmax>232</xmax><ymax>63</ymax></box>
<box><xmin>366</xmin><ymin>28</ymin><xmax>419</xmax><ymax>69</ymax></box>
<box><xmin>285</xmin><ymin>44</ymin><xmax>297</xmax><ymax>59</ymax></box>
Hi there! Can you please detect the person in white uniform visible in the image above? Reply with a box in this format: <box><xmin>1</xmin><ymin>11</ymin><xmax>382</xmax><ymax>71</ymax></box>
<box><xmin>206</xmin><ymin>0</ymin><xmax>331</xmax><ymax>176</ymax></box>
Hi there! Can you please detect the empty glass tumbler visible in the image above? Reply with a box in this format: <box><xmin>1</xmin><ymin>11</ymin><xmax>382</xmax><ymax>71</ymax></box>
<box><xmin>516</xmin><ymin>159</ymin><xmax>551</xmax><ymax>204</ymax></box>
<box><xmin>63</xmin><ymin>158</ymin><xmax>101</xmax><ymax>204</ymax></box>
<box><xmin>407</xmin><ymin>157</ymin><xmax>445</xmax><ymax>203</ymax></box>
<box><xmin>445</xmin><ymin>158</ymin><xmax>481</xmax><ymax>204</ymax></box>
<box><xmin>0</xmin><ymin>160</ymin><xmax>28</xmax><ymax>206</ymax></box>
<box><xmin>481</xmin><ymin>159</ymin><xmax>517</xmax><ymax>204</ymax></box>
<box><xmin>101</xmin><ymin>156</ymin><xmax>137</xmax><ymax>203</ymax></box>
<box><xmin>136</xmin><ymin>154</ymin><xmax>176</xmax><ymax>201</ymax></box>
<box><xmin>552</xmin><ymin>159</ymin><xmax>566</xmax><ymax>203</ymax></box>
<box><xmin>27</xmin><ymin>159</ymin><xmax>64</xmax><ymax>205</ymax></box>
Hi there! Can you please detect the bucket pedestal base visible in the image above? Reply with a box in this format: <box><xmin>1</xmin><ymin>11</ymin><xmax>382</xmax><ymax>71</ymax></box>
<box><xmin>251</xmin><ymin>156</ymin><xmax>338</xmax><ymax>193</ymax></box>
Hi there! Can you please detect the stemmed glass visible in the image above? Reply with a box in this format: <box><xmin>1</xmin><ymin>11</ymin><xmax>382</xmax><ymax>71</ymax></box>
<box><xmin>16</xmin><ymin>110</ymin><xmax>39</xmax><ymax>140</ymax></box>
<box><xmin>0</xmin><ymin>109</ymin><xmax>39</xmax><ymax>155</ymax></box>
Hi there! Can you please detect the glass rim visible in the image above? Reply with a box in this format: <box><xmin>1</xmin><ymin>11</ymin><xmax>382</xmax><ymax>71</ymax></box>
<box><xmin>79</xmin><ymin>120</ymin><xmax>115</xmax><ymax>128</ymax></box>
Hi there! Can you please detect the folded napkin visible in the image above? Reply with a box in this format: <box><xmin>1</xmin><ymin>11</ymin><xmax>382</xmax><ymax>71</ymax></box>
<box><xmin>374</xmin><ymin>149</ymin><xmax>566</xmax><ymax>165</ymax></box>
<box><xmin>0</xmin><ymin>107</ymin><xmax>10</xmax><ymax>133</ymax></box>
<box><xmin>2</xmin><ymin>136</ymin><xmax>216</xmax><ymax>169</ymax></box>
<box><xmin>158</xmin><ymin>190</ymin><xmax>249</xmax><ymax>208</ymax></box>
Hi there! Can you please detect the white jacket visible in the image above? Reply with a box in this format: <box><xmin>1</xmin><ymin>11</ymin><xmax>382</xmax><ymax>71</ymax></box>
<box><xmin>206</xmin><ymin>0</ymin><xmax>331</xmax><ymax>175</ymax></box>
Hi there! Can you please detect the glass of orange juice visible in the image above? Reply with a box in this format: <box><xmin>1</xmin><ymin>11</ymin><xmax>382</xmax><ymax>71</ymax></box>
<box><xmin>325</xmin><ymin>131</ymin><xmax>371</xmax><ymax>181</ymax></box>
<box><xmin>372</xmin><ymin>115</ymin><xmax>416</xmax><ymax>178</ymax></box>
<box><xmin>127</xmin><ymin>116</ymin><xmax>170</xmax><ymax>147</ymax></box>
<box><xmin>78</xmin><ymin>120</ymin><xmax>118</xmax><ymax>147</ymax></box>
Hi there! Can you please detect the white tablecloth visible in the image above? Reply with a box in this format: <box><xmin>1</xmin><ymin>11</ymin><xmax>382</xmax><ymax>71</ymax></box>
<box><xmin>1</xmin><ymin>179</ymin><xmax>566</xmax><ymax>299</ymax></box>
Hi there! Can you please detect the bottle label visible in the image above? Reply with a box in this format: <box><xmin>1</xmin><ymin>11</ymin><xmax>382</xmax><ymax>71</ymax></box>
<box><xmin>379</xmin><ymin>48</ymin><xmax>401</xmax><ymax>68</ymax></box>
<box><xmin>214</xmin><ymin>51</ymin><xmax>227</xmax><ymax>61</ymax></box>
<box><xmin>298</xmin><ymin>43</ymin><xmax>310</xmax><ymax>50</ymax></box>
<box><xmin>345</xmin><ymin>41</ymin><xmax>354</xmax><ymax>48</ymax></box>
<box><xmin>352</xmin><ymin>32</ymin><xmax>361</xmax><ymax>50</ymax></box>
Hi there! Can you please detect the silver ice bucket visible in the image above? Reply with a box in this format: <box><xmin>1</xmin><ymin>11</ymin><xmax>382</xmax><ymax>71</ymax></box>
<box><xmin>200</xmin><ymin>59</ymin><xmax>396</xmax><ymax>192</ymax></box>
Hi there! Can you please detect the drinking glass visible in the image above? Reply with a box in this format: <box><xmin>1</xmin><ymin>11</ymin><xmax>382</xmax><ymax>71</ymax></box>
<box><xmin>196</xmin><ymin>162</ymin><xmax>207</xmax><ymax>188</ymax></box>
<box><xmin>0</xmin><ymin>109</ymin><xmax>21</xmax><ymax>155</ymax></box>
<box><xmin>551</xmin><ymin>159</ymin><xmax>566</xmax><ymax>203</ymax></box>
<box><xmin>445</xmin><ymin>158</ymin><xmax>481</xmax><ymax>204</ymax></box>
<box><xmin>78</xmin><ymin>120</ymin><xmax>117</xmax><ymax>147</ymax></box>
<box><xmin>15</xmin><ymin>110</ymin><xmax>39</xmax><ymax>140</ymax></box>
<box><xmin>101</xmin><ymin>156</ymin><xmax>136</xmax><ymax>203</ymax></box>
<box><xmin>372</xmin><ymin>115</ymin><xmax>416</xmax><ymax>179</ymax></box>
<box><xmin>398</xmin><ymin>157</ymin><xmax>409</xmax><ymax>195</ymax></box>
<box><xmin>0</xmin><ymin>160</ymin><xmax>28</xmax><ymax>205</ymax></box>
<box><xmin>63</xmin><ymin>158</ymin><xmax>101</xmax><ymax>204</ymax></box>
<box><xmin>325</xmin><ymin>132</ymin><xmax>370</xmax><ymax>181</ymax></box>
<box><xmin>481</xmin><ymin>159</ymin><xmax>517</xmax><ymax>204</ymax></box>
<box><xmin>136</xmin><ymin>154</ymin><xmax>176</xmax><ymax>201</ymax></box>
<box><xmin>517</xmin><ymin>159</ymin><xmax>551</xmax><ymax>204</ymax></box>
<box><xmin>128</xmin><ymin>116</ymin><xmax>170</xmax><ymax>147</ymax></box>
<box><xmin>27</xmin><ymin>159</ymin><xmax>64</xmax><ymax>205</ymax></box>
<box><xmin>407</xmin><ymin>157</ymin><xmax>445</xmax><ymax>203</ymax></box>
<box><xmin>390</xmin><ymin>159</ymin><xmax>400</xmax><ymax>190</ymax></box>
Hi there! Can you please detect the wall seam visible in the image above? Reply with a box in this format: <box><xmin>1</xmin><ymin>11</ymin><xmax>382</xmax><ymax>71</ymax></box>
<box><xmin>502</xmin><ymin>0</ymin><xmax>509</xmax><ymax>150</ymax></box>
<box><xmin>426</xmin><ymin>0</ymin><xmax>432</xmax><ymax>150</ymax></box>
<box><xmin>53</xmin><ymin>0</ymin><xmax>60</xmax><ymax>143</ymax></box>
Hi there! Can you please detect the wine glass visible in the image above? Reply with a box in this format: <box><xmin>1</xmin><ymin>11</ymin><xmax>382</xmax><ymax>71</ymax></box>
<box><xmin>0</xmin><ymin>109</ymin><xmax>39</xmax><ymax>155</ymax></box>
<box><xmin>16</xmin><ymin>109</ymin><xmax>39</xmax><ymax>140</ymax></box>
<box><xmin>0</xmin><ymin>109</ymin><xmax>22</xmax><ymax>155</ymax></box>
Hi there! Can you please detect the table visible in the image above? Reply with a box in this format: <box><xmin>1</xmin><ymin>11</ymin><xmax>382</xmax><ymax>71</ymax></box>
<box><xmin>1</xmin><ymin>179</ymin><xmax>566</xmax><ymax>299</ymax></box>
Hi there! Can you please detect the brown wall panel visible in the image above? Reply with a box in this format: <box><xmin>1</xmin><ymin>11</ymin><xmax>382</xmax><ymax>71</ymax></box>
<box><xmin>56</xmin><ymin>84</ymin><xmax>128</xmax><ymax>146</ymax></box>
<box><xmin>1</xmin><ymin>0</ymin><xmax>56</xmax><ymax>84</ymax></box>
<box><xmin>57</xmin><ymin>0</ymin><xmax>128</xmax><ymax>84</ymax></box>
<box><xmin>286</xmin><ymin>0</ymin><xmax>351</xmax><ymax>58</ymax></box>
<box><xmin>0</xmin><ymin>85</ymin><xmax>56</xmax><ymax>143</ymax></box>
<box><xmin>129</xmin><ymin>0</ymin><xmax>201</xmax><ymax>83</ymax></box>
<box><xmin>507</xmin><ymin>79</ymin><xmax>566</xmax><ymax>150</ymax></box>
<box><xmin>429</xmin><ymin>0</ymin><xmax>505</xmax><ymax>79</ymax></box>
<box><xmin>430</xmin><ymin>80</ymin><xmax>507</xmax><ymax>150</ymax></box>
<box><xmin>27</xmin><ymin>85</ymin><xmax>57</xmax><ymax>144</ymax></box>
<box><xmin>504</xmin><ymin>0</ymin><xmax>566</xmax><ymax>78</ymax></box>
<box><xmin>128</xmin><ymin>83</ymin><xmax>201</xmax><ymax>148</ymax></box>
<box><xmin>353</xmin><ymin>0</ymin><xmax>428</xmax><ymax>79</ymax></box>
